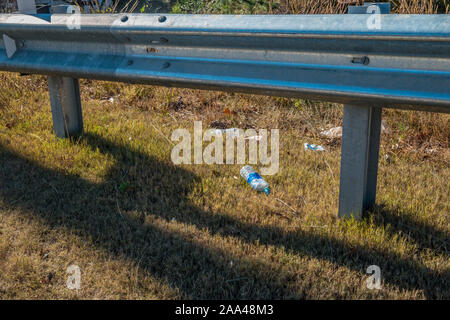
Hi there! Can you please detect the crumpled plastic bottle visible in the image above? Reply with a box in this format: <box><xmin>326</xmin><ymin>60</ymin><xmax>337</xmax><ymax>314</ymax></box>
<box><xmin>240</xmin><ymin>165</ymin><xmax>270</xmax><ymax>195</ymax></box>
<box><xmin>304</xmin><ymin>143</ymin><xmax>325</xmax><ymax>151</ymax></box>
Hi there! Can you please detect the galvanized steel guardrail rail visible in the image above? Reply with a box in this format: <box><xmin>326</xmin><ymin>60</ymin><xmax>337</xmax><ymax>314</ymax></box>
<box><xmin>0</xmin><ymin>2</ymin><xmax>449</xmax><ymax>219</ymax></box>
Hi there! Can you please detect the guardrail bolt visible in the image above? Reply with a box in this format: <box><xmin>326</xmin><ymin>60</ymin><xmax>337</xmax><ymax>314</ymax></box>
<box><xmin>121</xmin><ymin>16</ymin><xmax>128</xmax><ymax>23</ymax></box>
<box><xmin>351</xmin><ymin>56</ymin><xmax>370</xmax><ymax>65</ymax></box>
<box><xmin>158</xmin><ymin>16</ymin><xmax>167</xmax><ymax>23</ymax></box>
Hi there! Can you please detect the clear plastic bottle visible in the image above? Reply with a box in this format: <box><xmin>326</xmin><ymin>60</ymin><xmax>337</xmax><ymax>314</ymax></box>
<box><xmin>240</xmin><ymin>165</ymin><xmax>270</xmax><ymax>195</ymax></box>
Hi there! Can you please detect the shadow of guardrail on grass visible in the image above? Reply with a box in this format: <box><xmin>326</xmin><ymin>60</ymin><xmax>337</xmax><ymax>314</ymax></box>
<box><xmin>0</xmin><ymin>132</ymin><xmax>448</xmax><ymax>299</ymax></box>
<box><xmin>372</xmin><ymin>204</ymin><xmax>449</xmax><ymax>257</ymax></box>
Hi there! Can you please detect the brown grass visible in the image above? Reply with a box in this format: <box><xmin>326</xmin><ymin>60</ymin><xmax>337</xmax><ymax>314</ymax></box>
<box><xmin>0</xmin><ymin>71</ymin><xmax>448</xmax><ymax>299</ymax></box>
<box><xmin>0</xmin><ymin>0</ymin><xmax>449</xmax><ymax>300</ymax></box>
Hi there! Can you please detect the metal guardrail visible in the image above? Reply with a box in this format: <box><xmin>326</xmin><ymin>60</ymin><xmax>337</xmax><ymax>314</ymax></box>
<box><xmin>1</xmin><ymin>13</ymin><xmax>449</xmax><ymax>111</ymax></box>
<box><xmin>0</xmin><ymin>2</ymin><xmax>449</xmax><ymax>219</ymax></box>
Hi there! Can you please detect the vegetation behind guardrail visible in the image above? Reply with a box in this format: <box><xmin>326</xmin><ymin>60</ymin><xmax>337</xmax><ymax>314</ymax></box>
<box><xmin>170</xmin><ymin>0</ymin><xmax>449</xmax><ymax>14</ymax></box>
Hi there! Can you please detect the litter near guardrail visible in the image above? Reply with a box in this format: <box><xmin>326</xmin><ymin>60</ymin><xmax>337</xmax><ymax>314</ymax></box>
<box><xmin>1</xmin><ymin>1</ymin><xmax>449</xmax><ymax>220</ymax></box>
<box><xmin>321</xmin><ymin>121</ymin><xmax>390</xmax><ymax>140</ymax></box>
<box><xmin>245</xmin><ymin>135</ymin><xmax>263</xmax><ymax>141</ymax></box>
<box><xmin>240</xmin><ymin>165</ymin><xmax>270</xmax><ymax>195</ymax></box>
<box><xmin>212</xmin><ymin>128</ymin><xmax>241</xmax><ymax>138</ymax></box>
<box><xmin>320</xmin><ymin>126</ymin><xmax>343</xmax><ymax>139</ymax></box>
<box><xmin>304</xmin><ymin>143</ymin><xmax>326</xmax><ymax>152</ymax></box>
<box><xmin>212</xmin><ymin>128</ymin><xmax>263</xmax><ymax>141</ymax></box>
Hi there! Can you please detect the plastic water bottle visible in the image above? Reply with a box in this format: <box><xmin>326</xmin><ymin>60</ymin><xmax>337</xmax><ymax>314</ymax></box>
<box><xmin>240</xmin><ymin>165</ymin><xmax>270</xmax><ymax>195</ymax></box>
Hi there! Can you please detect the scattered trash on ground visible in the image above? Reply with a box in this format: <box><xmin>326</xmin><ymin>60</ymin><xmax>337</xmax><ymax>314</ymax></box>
<box><xmin>304</xmin><ymin>143</ymin><xmax>326</xmax><ymax>151</ymax></box>
<box><xmin>320</xmin><ymin>126</ymin><xmax>342</xmax><ymax>139</ymax></box>
<box><xmin>319</xmin><ymin>121</ymin><xmax>390</xmax><ymax>139</ymax></box>
<box><xmin>240</xmin><ymin>165</ymin><xmax>270</xmax><ymax>195</ymax></box>
<box><xmin>245</xmin><ymin>135</ymin><xmax>263</xmax><ymax>141</ymax></box>
<box><xmin>212</xmin><ymin>128</ymin><xmax>241</xmax><ymax>137</ymax></box>
<box><xmin>108</xmin><ymin>97</ymin><xmax>115</xmax><ymax>103</ymax></box>
<box><xmin>212</xmin><ymin>128</ymin><xmax>263</xmax><ymax>141</ymax></box>
<box><xmin>425</xmin><ymin>147</ymin><xmax>439</xmax><ymax>155</ymax></box>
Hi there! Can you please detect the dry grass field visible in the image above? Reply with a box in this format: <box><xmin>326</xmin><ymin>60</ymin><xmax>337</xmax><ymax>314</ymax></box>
<box><xmin>0</xmin><ymin>0</ymin><xmax>449</xmax><ymax>299</ymax></box>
